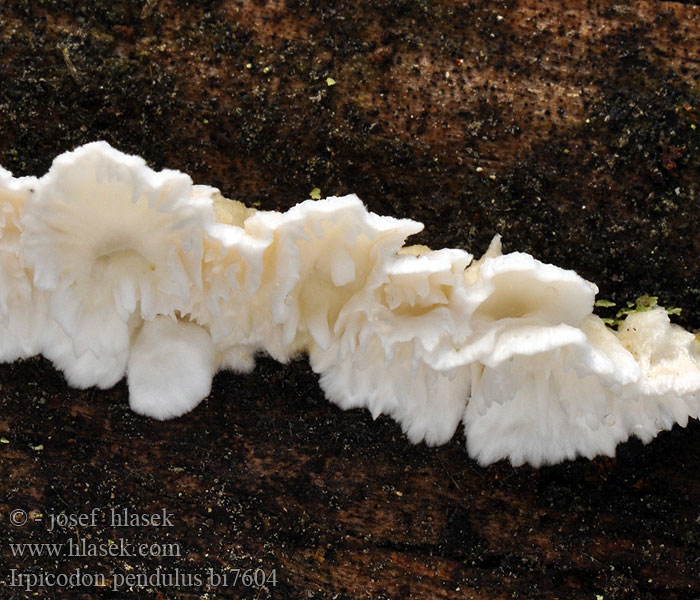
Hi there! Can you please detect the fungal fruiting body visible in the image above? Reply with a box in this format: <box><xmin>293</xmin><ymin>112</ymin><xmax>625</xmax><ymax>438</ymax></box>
<box><xmin>2</xmin><ymin>142</ymin><xmax>699</xmax><ymax>466</ymax></box>
<box><xmin>0</xmin><ymin>167</ymin><xmax>47</xmax><ymax>362</ymax></box>
<box><xmin>20</xmin><ymin>143</ymin><xmax>213</xmax><ymax>389</ymax></box>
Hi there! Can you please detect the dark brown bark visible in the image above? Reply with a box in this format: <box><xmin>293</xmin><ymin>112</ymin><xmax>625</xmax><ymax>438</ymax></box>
<box><xmin>1</xmin><ymin>1</ymin><xmax>699</xmax><ymax>599</ymax></box>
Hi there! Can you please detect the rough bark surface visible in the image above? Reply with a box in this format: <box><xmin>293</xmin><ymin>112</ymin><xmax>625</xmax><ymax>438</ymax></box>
<box><xmin>1</xmin><ymin>1</ymin><xmax>699</xmax><ymax>599</ymax></box>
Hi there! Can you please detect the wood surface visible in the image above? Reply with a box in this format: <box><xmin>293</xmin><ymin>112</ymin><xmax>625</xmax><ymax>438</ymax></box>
<box><xmin>1</xmin><ymin>1</ymin><xmax>699</xmax><ymax>598</ymax></box>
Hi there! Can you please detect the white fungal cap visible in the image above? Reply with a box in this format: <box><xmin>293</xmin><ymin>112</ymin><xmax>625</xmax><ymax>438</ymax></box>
<box><xmin>463</xmin><ymin>315</ymin><xmax>637</xmax><ymax>467</ymax></box>
<box><xmin>186</xmin><ymin>188</ymin><xmax>267</xmax><ymax>373</ymax></box>
<box><xmin>0</xmin><ymin>167</ymin><xmax>46</xmax><ymax>361</ymax></box>
<box><xmin>472</xmin><ymin>252</ymin><xmax>597</xmax><ymax>327</ymax></box>
<box><xmin>21</xmin><ymin>142</ymin><xmax>214</xmax><ymax>362</ymax></box>
<box><xmin>324</xmin><ymin>248</ymin><xmax>475</xmax><ymax>362</ymax></box>
<box><xmin>615</xmin><ymin>308</ymin><xmax>700</xmax><ymax>442</ymax></box>
<box><xmin>198</xmin><ymin>190</ymin><xmax>266</xmax><ymax>314</ymax></box>
<box><xmin>429</xmin><ymin>250</ymin><xmax>598</xmax><ymax>371</ymax></box>
<box><xmin>310</xmin><ymin>247</ymin><xmax>474</xmax><ymax>445</ymax></box>
<box><xmin>242</xmin><ymin>194</ymin><xmax>423</xmax><ymax>362</ymax></box>
<box><xmin>127</xmin><ymin>316</ymin><xmax>216</xmax><ymax>420</ymax></box>
<box><xmin>382</xmin><ymin>248</ymin><xmax>476</xmax><ymax>354</ymax></box>
<box><xmin>617</xmin><ymin>308</ymin><xmax>700</xmax><ymax>397</ymax></box>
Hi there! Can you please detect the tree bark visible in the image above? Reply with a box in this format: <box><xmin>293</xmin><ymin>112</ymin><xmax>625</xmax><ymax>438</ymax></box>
<box><xmin>1</xmin><ymin>1</ymin><xmax>699</xmax><ymax>598</ymax></box>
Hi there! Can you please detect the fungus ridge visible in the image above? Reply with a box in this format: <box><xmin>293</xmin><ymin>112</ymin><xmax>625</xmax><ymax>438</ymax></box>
<box><xmin>2</xmin><ymin>142</ymin><xmax>700</xmax><ymax>466</ymax></box>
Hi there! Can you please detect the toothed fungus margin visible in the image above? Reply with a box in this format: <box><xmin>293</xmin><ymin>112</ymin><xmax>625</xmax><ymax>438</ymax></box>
<box><xmin>1</xmin><ymin>142</ymin><xmax>698</xmax><ymax>467</ymax></box>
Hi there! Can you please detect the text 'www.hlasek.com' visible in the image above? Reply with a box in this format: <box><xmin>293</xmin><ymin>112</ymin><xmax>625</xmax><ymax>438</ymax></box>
<box><xmin>5</xmin><ymin>506</ymin><xmax>278</xmax><ymax>592</ymax></box>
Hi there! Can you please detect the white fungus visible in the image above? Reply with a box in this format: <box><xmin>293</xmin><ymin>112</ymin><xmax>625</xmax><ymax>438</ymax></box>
<box><xmin>22</xmin><ymin>143</ymin><xmax>212</xmax><ymax>353</ymax></box>
<box><xmin>40</xmin><ymin>317</ymin><xmax>136</xmax><ymax>390</ymax></box>
<box><xmin>615</xmin><ymin>308</ymin><xmax>700</xmax><ymax>442</ymax></box>
<box><xmin>3</xmin><ymin>142</ymin><xmax>700</xmax><ymax>467</ymax></box>
<box><xmin>187</xmin><ymin>187</ymin><xmax>265</xmax><ymax>373</ymax></box>
<box><xmin>0</xmin><ymin>167</ymin><xmax>46</xmax><ymax>361</ymax></box>
<box><xmin>127</xmin><ymin>316</ymin><xmax>216</xmax><ymax>420</ymax></box>
<box><xmin>463</xmin><ymin>319</ymin><xmax>633</xmax><ymax>467</ymax></box>
<box><xmin>309</xmin><ymin>247</ymin><xmax>474</xmax><ymax>445</ymax></box>
<box><xmin>21</xmin><ymin>142</ymin><xmax>214</xmax><ymax>387</ymax></box>
<box><xmin>240</xmin><ymin>195</ymin><xmax>423</xmax><ymax>362</ymax></box>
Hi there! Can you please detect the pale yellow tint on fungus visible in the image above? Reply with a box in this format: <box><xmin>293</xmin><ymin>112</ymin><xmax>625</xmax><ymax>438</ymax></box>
<box><xmin>213</xmin><ymin>193</ymin><xmax>257</xmax><ymax>227</ymax></box>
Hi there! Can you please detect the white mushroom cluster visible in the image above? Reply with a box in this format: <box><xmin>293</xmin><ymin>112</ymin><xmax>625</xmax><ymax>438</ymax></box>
<box><xmin>2</xmin><ymin>142</ymin><xmax>699</xmax><ymax>466</ymax></box>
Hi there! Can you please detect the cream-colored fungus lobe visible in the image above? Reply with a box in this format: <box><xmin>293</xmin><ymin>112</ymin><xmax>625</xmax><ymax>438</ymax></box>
<box><xmin>2</xmin><ymin>142</ymin><xmax>699</xmax><ymax>466</ymax></box>
<box><xmin>19</xmin><ymin>142</ymin><xmax>215</xmax><ymax>390</ymax></box>
<box><xmin>0</xmin><ymin>167</ymin><xmax>45</xmax><ymax>361</ymax></box>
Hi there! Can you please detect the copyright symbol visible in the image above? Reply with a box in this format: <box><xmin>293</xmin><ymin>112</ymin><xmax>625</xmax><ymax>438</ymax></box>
<box><xmin>10</xmin><ymin>509</ymin><xmax>27</xmax><ymax>526</ymax></box>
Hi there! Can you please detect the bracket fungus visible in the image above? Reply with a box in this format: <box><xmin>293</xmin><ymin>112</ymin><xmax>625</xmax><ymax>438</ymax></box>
<box><xmin>2</xmin><ymin>142</ymin><xmax>699</xmax><ymax>466</ymax></box>
<box><xmin>0</xmin><ymin>167</ymin><xmax>43</xmax><ymax>362</ymax></box>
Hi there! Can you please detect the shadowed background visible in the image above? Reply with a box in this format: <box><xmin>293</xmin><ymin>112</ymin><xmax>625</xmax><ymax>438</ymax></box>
<box><xmin>1</xmin><ymin>1</ymin><xmax>699</xmax><ymax>598</ymax></box>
